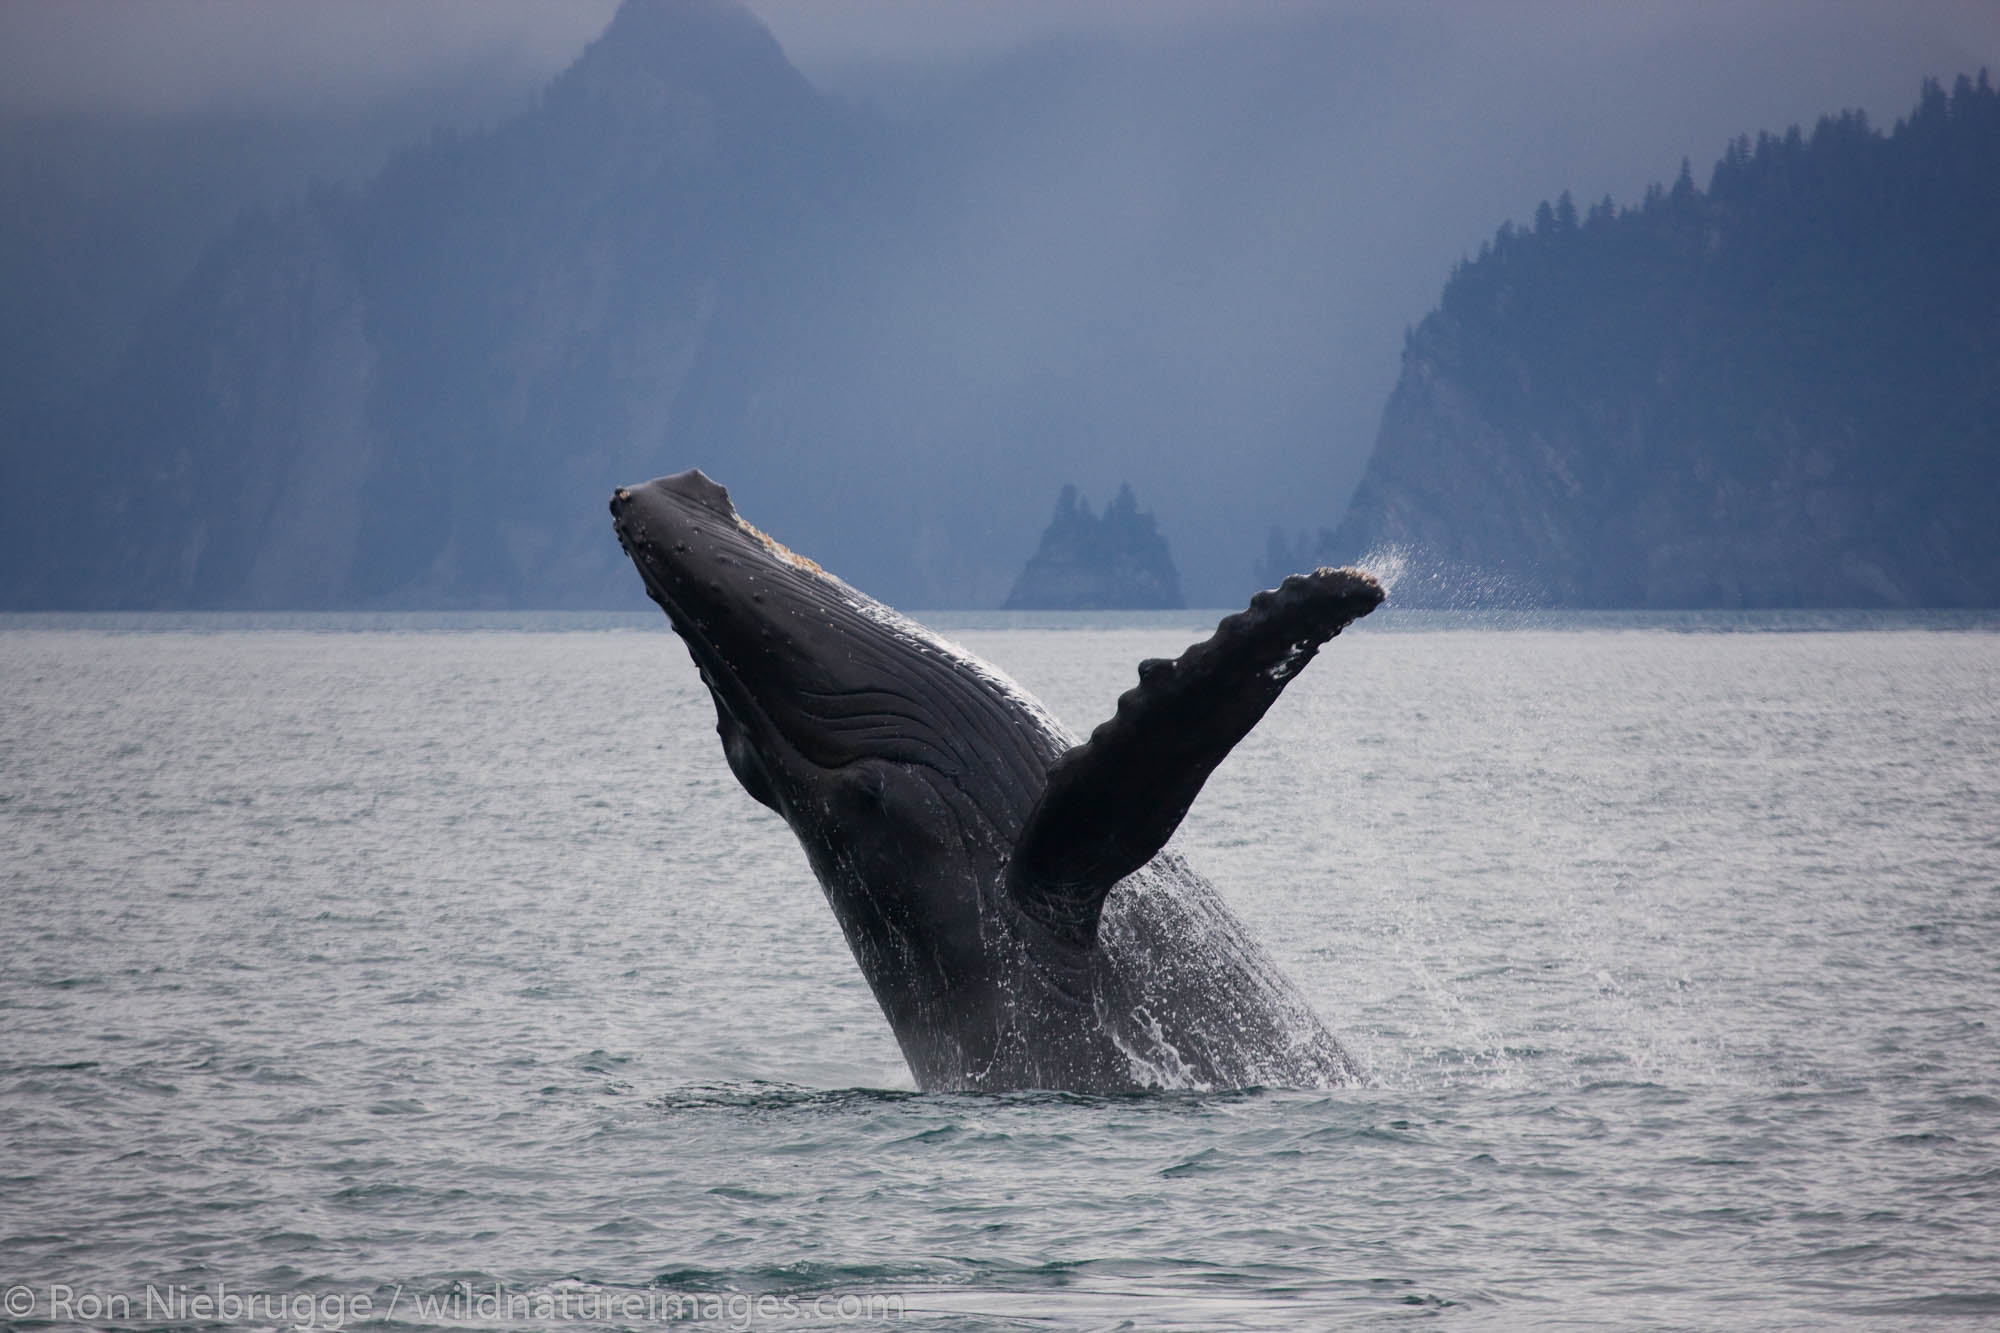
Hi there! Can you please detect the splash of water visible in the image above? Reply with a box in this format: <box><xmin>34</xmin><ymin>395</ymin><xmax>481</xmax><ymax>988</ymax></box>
<box><xmin>1345</xmin><ymin>542</ymin><xmax>1545</xmax><ymax>614</ymax></box>
<box><xmin>1353</xmin><ymin>544</ymin><xmax>1410</xmax><ymax>600</ymax></box>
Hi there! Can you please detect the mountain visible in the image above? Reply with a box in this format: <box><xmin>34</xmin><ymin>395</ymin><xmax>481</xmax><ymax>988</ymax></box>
<box><xmin>0</xmin><ymin>78</ymin><xmax>558</xmax><ymax>604</ymax></box>
<box><xmin>0</xmin><ymin>1</ymin><xmax>1472</xmax><ymax>611</ymax></box>
<box><xmin>4</xmin><ymin>0</ymin><xmax>873</xmax><ymax>608</ymax></box>
<box><xmin>13</xmin><ymin>4</ymin><xmax>1998</xmax><ymax>612</ymax></box>
<box><xmin>1321</xmin><ymin>74</ymin><xmax>2000</xmax><ymax>608</ymax></box>
<box><xmin>1003</xmin><ymin>484</ymin><xmax>1184</xmax><ymax>610</ymax></box>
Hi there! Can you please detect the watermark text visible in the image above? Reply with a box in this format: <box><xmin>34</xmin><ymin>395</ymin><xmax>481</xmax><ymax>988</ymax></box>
<box><xmin>4</xmin><ymin>1282</ymin><xmax>905</xmax><ymax>1327</ymax></box>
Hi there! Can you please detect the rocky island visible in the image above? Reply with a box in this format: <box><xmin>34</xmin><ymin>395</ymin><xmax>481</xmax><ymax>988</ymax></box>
<box><xmin>1003</xmin><ymin>484</ymin><xmax>1185</xmax><ymax>610</ymax></box>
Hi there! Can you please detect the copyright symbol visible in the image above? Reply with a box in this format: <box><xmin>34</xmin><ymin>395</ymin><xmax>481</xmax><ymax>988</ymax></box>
<box><xmin>5</xmin><ymin>1286</ymin><xmax>35</xmax><ymax>1317</ymax></box>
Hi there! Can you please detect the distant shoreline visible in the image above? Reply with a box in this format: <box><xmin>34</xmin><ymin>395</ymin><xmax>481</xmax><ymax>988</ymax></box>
<box><xmin>4</xmin><ymin>609</ymin><xmax>1998</xmax><ymax>634</ymax></box>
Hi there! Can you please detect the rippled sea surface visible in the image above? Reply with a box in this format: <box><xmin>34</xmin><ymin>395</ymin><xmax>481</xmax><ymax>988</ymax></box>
<box><xmin>3</xmin><ymin>613</ymin><xmax>1997</xmax><ymax>1330</ymax></box>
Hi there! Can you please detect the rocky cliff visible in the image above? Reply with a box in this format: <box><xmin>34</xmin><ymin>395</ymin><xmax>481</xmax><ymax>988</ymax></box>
<box><xmin>10</xmin><ymin>0</ymin><xmax>871</xmax><ymax>608</ymax></box>
<box><xmin>1323</xmin><ymin>75</ymin><xmax>2000</xmax><ymax>608</ymax></box>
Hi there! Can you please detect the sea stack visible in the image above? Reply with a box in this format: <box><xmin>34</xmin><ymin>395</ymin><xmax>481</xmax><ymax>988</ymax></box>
<box><xmin>1003</xmin><ymin>484</ymin><xmax>1185</xmax><ymax>611</ymax></box>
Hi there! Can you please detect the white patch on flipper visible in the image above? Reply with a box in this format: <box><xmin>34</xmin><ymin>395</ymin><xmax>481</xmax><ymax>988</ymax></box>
<box><xmin>1264</xmin><ymin>638</ymin><xmax>1314</xmax><ymax>681</ymax></box>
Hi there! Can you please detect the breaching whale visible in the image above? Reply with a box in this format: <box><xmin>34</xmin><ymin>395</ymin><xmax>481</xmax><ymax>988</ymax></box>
<box><xmin>611</xmin><ymin>470</ymin><xmax>1382</xmax><ymax>1092</ymax></box>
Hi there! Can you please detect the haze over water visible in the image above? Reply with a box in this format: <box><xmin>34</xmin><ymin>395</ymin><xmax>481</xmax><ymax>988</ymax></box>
<box><xmin>3</xmin><ymin>615</ymin><xmax>1996</xmax><ymax>1328</ymax></box>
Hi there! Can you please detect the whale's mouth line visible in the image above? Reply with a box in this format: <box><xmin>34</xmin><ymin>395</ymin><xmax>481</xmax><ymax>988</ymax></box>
<box><xmin>613</xmin><ymin>511</ymin><xmax>826</xmax><ymax>779</ymax></box>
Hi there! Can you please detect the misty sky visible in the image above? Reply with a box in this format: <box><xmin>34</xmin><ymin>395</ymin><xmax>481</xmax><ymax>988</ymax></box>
<box><xmin>6</xmin><ymin>0</ymin><xmax>1999</xmax><ymax>603</ymax></box>
<box><xmin>6</xmin><ymin>3</ymin><xmax>1314</xmax><ymax>112</ymax></box>
<box><xmin>6</xmin><ymin>1</ymin><xmax>1996</xmax><ymax>117</ymax></box>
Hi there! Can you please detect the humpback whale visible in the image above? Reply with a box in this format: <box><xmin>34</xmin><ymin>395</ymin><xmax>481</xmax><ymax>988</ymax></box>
<box><xmin>611</xmin><ymin>471</ymin><xmax>1382</xmax><ymax>1092</ymax></box>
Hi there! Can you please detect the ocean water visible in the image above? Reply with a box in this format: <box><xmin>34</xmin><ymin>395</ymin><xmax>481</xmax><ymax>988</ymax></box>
<box><xmin>2</xmin><ymin>614</ymin><xmax>1997</xmax><ymax>1330</ymax></box>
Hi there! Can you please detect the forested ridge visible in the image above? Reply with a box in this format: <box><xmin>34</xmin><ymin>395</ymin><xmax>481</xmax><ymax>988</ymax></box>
<box><xmin>1304</xmin><ymin>74</ymin><xmax>2000</xmax><ymax>607</ymax></box>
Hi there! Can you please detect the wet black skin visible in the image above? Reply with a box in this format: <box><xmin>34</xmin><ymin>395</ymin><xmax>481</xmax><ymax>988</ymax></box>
<box><xmin>611</xmin><ymin>470</ymin><xmax>1383</xmax><ymax>1091</ymax></box>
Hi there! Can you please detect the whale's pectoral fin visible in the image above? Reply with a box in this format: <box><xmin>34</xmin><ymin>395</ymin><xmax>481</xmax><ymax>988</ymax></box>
<box><xmin>1007</xmin><ymin>567</ymin><xmax>1384</xmax><ymax>945</ymax></box>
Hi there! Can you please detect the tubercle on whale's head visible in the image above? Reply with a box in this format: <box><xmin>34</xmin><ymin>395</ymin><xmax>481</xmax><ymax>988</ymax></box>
<box><xmin>610</xmin><ymin>470</ymin><xmax>848</xmax><ymax>811</ymax></box>
<box><xmin>609</xmin><ymin>471</ymin><xmax>1057</xmax><ymax>839</ymax></box>
<box><xmin>609</xmin><ymin>470</ymin><xmax>844</xmax><ymax>619</ymax></box>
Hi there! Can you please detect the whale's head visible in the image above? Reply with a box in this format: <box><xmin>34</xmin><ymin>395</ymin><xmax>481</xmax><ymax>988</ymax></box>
<box><xmin>611</xmin><ymin>472</ymin><xmax>1065</xmax><ymax>1025</ymax></box>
